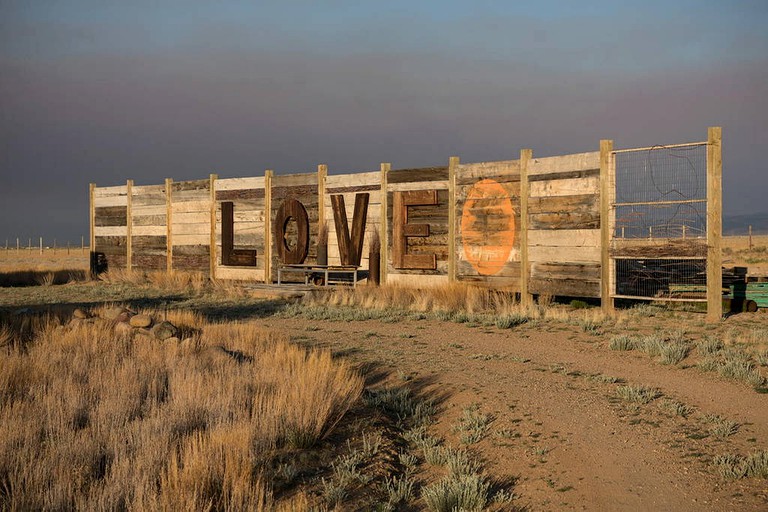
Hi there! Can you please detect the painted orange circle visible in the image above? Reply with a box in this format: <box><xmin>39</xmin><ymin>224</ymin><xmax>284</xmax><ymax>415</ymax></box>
<box><xmin>461</xmin><ymin>179</ymin><xmax>516</xmax><ymax>276</ymax></box>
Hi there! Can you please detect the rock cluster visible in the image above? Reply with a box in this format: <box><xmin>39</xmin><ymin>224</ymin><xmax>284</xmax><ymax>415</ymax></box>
<box><xmin>71</xmin><ymin>307</ymin><xmax>181</xmax><ymax>341</ymax></box>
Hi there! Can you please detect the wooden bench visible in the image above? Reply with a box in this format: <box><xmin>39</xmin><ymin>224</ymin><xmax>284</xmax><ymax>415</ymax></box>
<box><xmin>277</xmin><ymin>264</ymin><xmax>362</xmax><ymax>287</ymax></box>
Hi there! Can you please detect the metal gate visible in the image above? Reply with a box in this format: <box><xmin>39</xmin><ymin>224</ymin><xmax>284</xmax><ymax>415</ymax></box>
<box><xmin>609</xmin><ymin>139</ymin><xmax>713</xmax><ymax>303</ymax></box>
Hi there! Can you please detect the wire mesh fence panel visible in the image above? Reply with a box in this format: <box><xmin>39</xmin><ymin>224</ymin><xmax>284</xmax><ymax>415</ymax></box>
<box><xmin>615</xmin><ymin>258</ymin><xmax>707</xmax><ymax>300</ymax></box>
<box><xmin>611</xmin><ymin>143</ymin><xmax>708</xmax><ymax>301</ymax></box>
<box><xmin>614</xmin><ymin>202</ymin><xmax>706</xmax><ymax>239</ymax></box>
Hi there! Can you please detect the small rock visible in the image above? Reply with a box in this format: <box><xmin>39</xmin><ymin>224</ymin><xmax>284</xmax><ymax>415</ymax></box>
<box><xmin>73</xmin><ymin>308</ymin><xmax>89</xmax><ymax>319</ymax></box>
<box><xmin>129</xmin><ymin>314</ymin><xmax>153</xmax><ymax>328</ymax></box>
<box><xmin>165</xmin><ymin>337</ymin><xmax>180</xmax><ymax>344</ymax></box>
<box><xmin>151</xmin><ymin>321</ymin><xmax>178</xmax><ymax>341</ymax></box>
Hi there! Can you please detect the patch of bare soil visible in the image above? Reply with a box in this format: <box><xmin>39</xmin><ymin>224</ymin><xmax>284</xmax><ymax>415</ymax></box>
<box><xmin>268</xmin><ymin>312</ymin><xmax>768</xmax><ymax>511</ymax></box>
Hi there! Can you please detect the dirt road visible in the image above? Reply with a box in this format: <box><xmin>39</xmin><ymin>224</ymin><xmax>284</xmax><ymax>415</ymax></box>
<box><xmin>270</xmin><ymin>313</ymin><xmax>768</xmax><ymax>511</ymax></box>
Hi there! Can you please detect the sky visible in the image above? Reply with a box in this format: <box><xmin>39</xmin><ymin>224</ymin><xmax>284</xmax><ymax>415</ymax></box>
<box><xmin>1</xmin><ymin>1</ymin><xmax>767</xmax><ymax>243</ymax></box>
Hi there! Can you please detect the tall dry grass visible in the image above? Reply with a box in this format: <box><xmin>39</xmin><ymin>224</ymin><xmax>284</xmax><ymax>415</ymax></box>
<box><xmin>97</xmin><ymin>269</ymin><xmax>254</xmax><ymax>299</ymax></box>
<box><xmin>0</xmin><ymin>312</ymin><xmax>362</xmax><ymax>510</ymax></box>
<box><xmin>99</xmin><ymin>269</ymin><xmax>210</xmax><ymax>294</ymax></box>
<box><xmin>0</xmin><ymin>252</ymin><xmax>89</xmax><ymax>287</ymax></box>
<box><xmin>300</xmin><ymin>283</ymin><xmax>610</xmax><ymax>326</ymax></box>
<box><xmin>304</xmin><ymin>283</ymin><xmax>524</xmax><ymax>315</ymax></box>
<box><xmin>0</xmin><ymin>268</ymin><xmax>88</xmax><ymax>287</ymax></box>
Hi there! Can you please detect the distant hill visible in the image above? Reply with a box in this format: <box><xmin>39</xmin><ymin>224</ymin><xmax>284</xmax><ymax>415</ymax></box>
<box><xmin>723</xmin><ymin>212</ymin><xmax>768</xmax><ymax>236</ymax></box>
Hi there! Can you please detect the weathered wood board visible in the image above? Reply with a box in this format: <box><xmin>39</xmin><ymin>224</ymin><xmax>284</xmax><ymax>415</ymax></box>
<box><xmin>170</xmin><ymin>179</ymin><xmax>210</xmax><ymax>272</ymax></box>
<box><xmin>130</xmin><ymin>183</ymin><xmax>167</xmax><ymax>270</ymax></box>
<box><xmin>270</xmin><ymin>172</ymin><xmax>320</xmax><ymax>281</ymax></box>
<box><xmin>214</xmin><ymin>176</ymin><xmax>267</xmax><ymax>276</ymax></box>
<box><xmin>324</xmin><ymin>171</ymin><xmax>382</xmax><ymax>270</ymax></box>
<box><xmin>93</xmin><ymin>185</ymin><xmax>129</xmax><ymax>269</ymax></box>
<box><xmin>386</xmin><ymin>167</ymin><xmax>450</xmax><ymax>277</ymax></box>
<box><xmin>527</xmin><ymin>152</ymin><xmax>602</xmax><ymax>297</ymax></box>
<box><xmin>455</xmin><ymin>160</ymin><xmax>522</xmax><ymax>288</ymax></box>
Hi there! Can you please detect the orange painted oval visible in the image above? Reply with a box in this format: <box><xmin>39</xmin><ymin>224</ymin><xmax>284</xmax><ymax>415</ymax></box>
<box><xmin>461</xmin><ymin>179</ymin><xmax>516</xmax><ymax>276</ymax></box>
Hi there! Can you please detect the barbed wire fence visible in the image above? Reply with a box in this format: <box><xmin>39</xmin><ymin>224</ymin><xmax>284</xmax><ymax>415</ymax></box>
<box><xmin>1</xmin><ymin>236</ymin><xmax>89</xmax><ymax>255</ymax></box>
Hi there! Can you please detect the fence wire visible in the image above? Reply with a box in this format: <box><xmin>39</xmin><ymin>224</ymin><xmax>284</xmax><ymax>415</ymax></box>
<box><xmin>612</xmin><ymin>143</ymin><xmax>708</xmax><ymax>301</ymax></box>
<box><xmin>615</xmin><ymin>258</ymin><xmax>707</xmax><ymax>300</ymax></box>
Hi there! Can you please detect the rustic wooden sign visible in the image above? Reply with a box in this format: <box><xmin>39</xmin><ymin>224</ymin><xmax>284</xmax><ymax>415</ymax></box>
<box><xmin>274</xmin><ymin>198</ymin><xmax>309</xmax><ymax>265</ymax></box>
<box><xmin>220</xmin><ymin>201</ymin><xmax>258</xmax><ymax>266</ymax></box>
<box><xmin>393</xmin><ymin>190</ymin><xmax>438</xmax><ymax>270</ymax></box>
<box><xmin>330</xmin><ymin>193</ymin><xmax>369</xmax><ymax>267</ymax></box>
<box><xmin>90</xmin><ymin>127</ymin><xmax>722</xmax><ymax>317</ymax></box>
<box><xmin>460</xmin><ymin>178</ymin><xmax>517</xmax><ymax>276</ymax></box>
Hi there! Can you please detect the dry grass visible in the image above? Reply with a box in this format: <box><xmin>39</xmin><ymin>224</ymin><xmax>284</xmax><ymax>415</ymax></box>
<box><xmin>303</xmin><ymin>283</ymin><xmax>522</xmax><ymax>316</ymax></box>
<box><xmin>722</xmin><ymin>235</ymin><xmax>768</xmax><ymax>274</ymax></box>
<box><xmin>0</xmin><ymin>251</ymin><xmax>89</xmax><ymax>287</ymax></box>
<box><xmin>300</xmin><ymin>283</ymin><xmax>610</xmax><ymax>329</ymax></box>
<box><xmin>0</xmin><ymin>312</ymin><xmax>362</xmax><ymax>510</ymax></box>
<box><xmin>96</xmin><ymin>269</ymin><xmax>257</xmax><ymax>300</ymax></box>
<box><xmin>99</xmin><ymin>269</ymin><xmax>210</xmax><ymax>294</ymax></box>
<box><xmin>0</xmin><ymin>268</ymin><xmax>88</xmax><ymax>287</ymax></box>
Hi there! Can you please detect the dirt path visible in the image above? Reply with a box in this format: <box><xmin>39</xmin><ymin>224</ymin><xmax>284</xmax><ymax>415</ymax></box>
<box><xmin>268</xmin><ymin>315</ymin><xmax>768</xmax><ymax>511</ymax></box>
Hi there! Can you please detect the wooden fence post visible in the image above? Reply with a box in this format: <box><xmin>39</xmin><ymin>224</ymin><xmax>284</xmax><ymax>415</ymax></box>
<box><xmin>165</xmin><ymin>178</ymin><xmax>173</xmax><ymax>273</ymax></box>
<box><xmin>89</xmin><ymin>183</ymin><xmax>95</xmax><ymax>255</ymax></box>
<box><xmin>600</xmin><ymin>139</ymin><xmax>614</xmax><ymax>315</ymax></box>
<box><xmin>126</xmin><ymin>179</ymin><xmax>133</xmax><ymax>270</ymax></box>
<box><xmin>448</xmin><ymin>156</ymin><xmax>459</xmax><ymax>283</ymax></box>
<box><xmin>209</xmin><ymin>173</ymin><xmax>218</xmax><ymax>280</ymax></box>
<box><xmin>519</xmin><ymin>149</ymin><xmax>532</xmax><ymax>306</ymax></box>
<box><xmin>318</xmin><ymin>164</ymin><xmax>327</xmax><ymax>228</ymax></box>
<box><xmin>264</xmin><ymin>170</ymin><xmax>273</xmax><ymax>283</ymax></box>
<box><xmin>380</xmin><ymin>163</ymin><xmax>390</xmax><ymax>285</ymax></box>
<box><xmin>707</xmin><ymin>126</ymin><xmax>723</xmax><ymax>322</ymax></box>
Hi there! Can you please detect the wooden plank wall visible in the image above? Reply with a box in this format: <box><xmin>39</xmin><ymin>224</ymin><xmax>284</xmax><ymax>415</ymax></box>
<box><xmin>92</xmin><ymin>129</ymin><xmax>718</xmax><ymax>304</ymax></box>
<box><xmin>131</xmin><ymin>183</ymin><xmax>167</xmax><ymax>270</ymax></box>
<box><xmin>171</xmin><ymin>179</ymin><xmax>211</xmax><ymax>272</ymax></box>
<box><xmin>214</xmin><ymin>176</ymin><xmax>267</xmax><ymax>281</ymax></box>
<box><xmin>270</xmin><ymin>172</ymin><xmax>320</xmax><ymax>282</ymax></box>
<box><xmin>527</xmin><ymin>152</ymin><xmax>601</xmax><ymax>297</ymax></box>
<box><xmin>455</xmin><ymin>160</ymin><xmax>522</xmax><ymax>288</ymax></box>
<box><xmin>324</xmin><ymin>171</ymin><xmax>382</xmax><ymax>269</ymax></box>
<box><xmin>94</xmin><ymin>184</ymin><xmax>129</xmax><ymax>270</ymax></box>
<box><xmin>89</xmin><ymin>154</ymin><xmax>603</xmax><ymax>294</ymax></box>
<box><xmin>386</xmin><ymin>166</ymin><xmax>450</xmax><ymax>287</ymax></box>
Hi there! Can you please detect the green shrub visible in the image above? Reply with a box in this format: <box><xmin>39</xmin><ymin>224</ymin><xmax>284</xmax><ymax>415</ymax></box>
<box><xmin>494</xmin><ymin>313</ymin><xmax>529</xmax><ymax>329</ymax></box>
<box><xmin>657</xmin><ymin>399</ymin><xmax>694</xmax><ymax>418</ymax></box>
<box><xmin>697</xmin><ymin>336</ymin><xmax>723</xmax><ymax>356</ymax></box>
<box><xmin>570</xmin><ymin>300</ymin><xmax>589</xmax><ymax>309</ymax></box>
<box><xmin>422</xmin><ymin>474</ymin><xmax>490</xmax><ymax>512</ymax></box>
<box><xmin>616</xmin><ymin>385</ymin><xmax>659</xmax><ymax>404</ymax></box>
<box><xmin>714</xmin><ymin>450</ymin><xmax>768</xmax><ymax>479</ymax></box>
<box><xmin>610</xmin><ymin>335</ymin><xmax>636</xmax><ymax>351</ymax></box>
<box><xmin>639</xmin><ymin>335</ymin><xmax>665</xmax><ymax>357</ymax></box>
<box><xmin>659</xmin><ymin>341</ymin><xmax>690</xmax><ymax>365</ymax></box>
